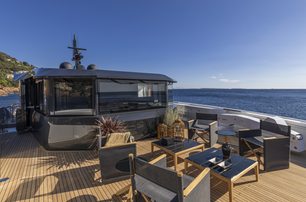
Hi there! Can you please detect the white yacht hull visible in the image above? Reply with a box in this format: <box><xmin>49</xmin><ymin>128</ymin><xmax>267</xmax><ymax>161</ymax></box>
<box><xmin>175</xmin><ymin>102</ymin><xmax>306</xmax><ymax>152</ymax></box>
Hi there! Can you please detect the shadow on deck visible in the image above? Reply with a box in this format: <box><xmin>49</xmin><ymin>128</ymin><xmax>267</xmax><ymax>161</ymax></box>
<box><xmin>1</xmin><ymin>132</ymin><xmax>306</xmax><ymax>201</ymax></box>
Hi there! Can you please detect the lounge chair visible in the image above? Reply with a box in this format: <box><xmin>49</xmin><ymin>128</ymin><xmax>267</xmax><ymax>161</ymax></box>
<box><xmin>129</xmin><ymin>153</ymin><xmax>210</xmax><ymax>202</ymax></box>
<box><xmin>238</xmin><ymin>120</ymin><xmax>290</xmax><ymax>171</ymax></box>
<box><xmin>187</xmin><ymin>113</ymin><xmax>218</xmax><ymax>147</ymax></box>
<box><xmin>99</xmin><ymin>132</ymin><xmax>136</xmax><ymax>183</ymax></box>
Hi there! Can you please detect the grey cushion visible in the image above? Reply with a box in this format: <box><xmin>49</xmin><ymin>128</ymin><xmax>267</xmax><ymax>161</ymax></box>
<box><xmin>99</xmin><ymin>143</ymin><xmax>136</xmax><ymax>183</ymax></box>
<box><xmin>182</xmin><ymin>175</ymin><xmax>194</xmax><ymax>189</ymax></box>
<box><xmin>135</xmin><ymin>175</ymin><xmax>178</xmax><ymax>202</ymax></box>
<box><xmin>134</xmin><ymin>173</ymin><xmax>194</xmax><ymax>202</ymax></box>
<box><xmin>135</xmin><ymin>157</ymin><xmax>182</xmax><ymax>193</ymax></box>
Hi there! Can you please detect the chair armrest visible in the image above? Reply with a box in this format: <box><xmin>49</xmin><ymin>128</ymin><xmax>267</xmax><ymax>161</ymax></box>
<box><xmin>238</xmin><ymin>129</ymin><xmax>262</xmax><ymax>139</ymax></box>
<box><xmin>183</xmin><ymin>168</ymin><xmax>210</xmax><ymax>197</ymax></box>
<box><xmin>100</xmin><ymin>136</ymin><xmax>107</xmax><ymax>147</ymax></box>
<box><xmin>148</xmin><ymin>154</ymin><xmax>167</xmax><ymax>168</ymax></box>
<box><xmin>185</xmin><ymin>119</ymin><xmax>195</xmax><ymax>129</ymax></box>
<box><xmin>100</xmin><ymin>142</ymin><xmax>137</xmax><ymax>150</ymax></box>
<box><xmin>100</xmin><ymin>134</ymin><xmax>134</xmax><ymax>148</ymax></box>
<box><xmin>209</xmin><ymin>121</ymin><xmax>217</xmax><ymax>126</ymax></box>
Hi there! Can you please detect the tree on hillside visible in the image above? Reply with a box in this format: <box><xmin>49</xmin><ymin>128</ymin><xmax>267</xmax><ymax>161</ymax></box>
<box><xmin>22</xmin><ymin>61</ymin><xmax>29</xmax><ymax>66</ymax></box>
<box><xmin>0</xmin><ymin>54</ymin><xmax>6</xmax><ymax>62</ymax></box>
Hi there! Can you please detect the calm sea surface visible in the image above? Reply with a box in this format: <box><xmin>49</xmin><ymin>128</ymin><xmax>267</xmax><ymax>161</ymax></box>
<box><xmin>0</xmin><ymin>94</ymin><xmax>20</xmax><ymax>107</ymax></box>
<box><xmin>1</xmin><ymin>89</ymin><xmax>306</xmax><ymax>120</ymax></box>
<box><xmin>173</xmin><ymin>89</ymin><xmax>306</xmax><ymax>120</ymax></box>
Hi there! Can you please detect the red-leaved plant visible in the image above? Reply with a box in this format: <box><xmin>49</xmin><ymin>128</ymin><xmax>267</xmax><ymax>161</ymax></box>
<box><xmin>96</xmin><ymin>116</ymin><xmax>127</xmax><ymax>136</ymax></box>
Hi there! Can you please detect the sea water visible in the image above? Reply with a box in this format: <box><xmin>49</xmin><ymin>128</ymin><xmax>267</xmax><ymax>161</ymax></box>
<box><xmin>0</xmin><ymin>94</ymin><xmax>20</xmax><ymax>108</ymax></box>
<box><xmin>173</xmin><ymin>89</ymin><xmax>306</xmax><ymax>120</ymax></box>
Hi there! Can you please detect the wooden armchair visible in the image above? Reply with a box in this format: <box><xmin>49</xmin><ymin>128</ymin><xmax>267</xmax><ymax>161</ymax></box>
<box><xmin>187</xmin><ymin>113</ymin><xmax>218</xmax><ymax>147</ymax></box>
<box><xmin>238</xmin><ymin>120</ymin><xmax>291</xmax><ymax>171</ymax></box>
<box><xmin>99</xmin><ymin>133</ymin><xmax>136</xmax><ymax>183</ymax></box>
<box><xmin>128</xmin><ymin>154</ymin><xmax>210</xmax><ymax>202</ymax></box>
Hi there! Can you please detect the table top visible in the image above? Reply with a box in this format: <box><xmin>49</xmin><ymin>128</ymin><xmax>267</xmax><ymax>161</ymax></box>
<box><xmin>186</xmin><ymin>148</ymin><xmax>256</xmax><ymax>179</ymax></box>
<box><xmin>152</xmin><ymin>139</ymin><xmax>203</xmax><ymax>154</ymax></box>
<box><xmin>216</xmin><ymin>129</ymin><xmax>236</xmax><ymax>137</ymax></box>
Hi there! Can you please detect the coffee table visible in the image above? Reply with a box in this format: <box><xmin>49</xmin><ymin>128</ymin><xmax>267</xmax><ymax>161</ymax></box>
<box><xmin>151</xmin><ymin>139</ymin><xmax>204</xmax><ymax>171</ymax></box>
<box><xmin>184</xmin><ymin>148</ymin><xmax>259</xmax><ymax>202</ymax></box>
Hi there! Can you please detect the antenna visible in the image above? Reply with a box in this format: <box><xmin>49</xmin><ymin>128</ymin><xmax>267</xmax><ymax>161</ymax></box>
<box><xmin>68</xmin><ymin>34</ymin><xmax>87</xmax><ymax>69</ymax></box>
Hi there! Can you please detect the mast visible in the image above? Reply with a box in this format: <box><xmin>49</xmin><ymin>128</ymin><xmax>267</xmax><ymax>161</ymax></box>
<box><xmin>68</xmin><ymin>34</ymin><xmax>87</xmax><ymax>69</ymax></box>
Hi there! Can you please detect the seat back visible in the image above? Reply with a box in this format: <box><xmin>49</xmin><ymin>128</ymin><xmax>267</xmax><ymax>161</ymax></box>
<box><xmin>131</xmin><ymin>156</ymin><xmax>183</xmax><ymax>196</ymax></box>
<box><xmin>260</xmin><ymin>120</ymin><xmax>291</xmax><ymax>136</ymax></box>
<box><xmin>238</xmin><ymin>129</ymin><xmax>262</xmax><ymax>156</ymax></box>
<box><xmin>99</xmin><ymin>143</ymin><xmax>136</xmax><ymax>183</ymax></box>
<box><xmin>238</xmin><ymin>129</ymin><xmax>262</xmax><ymax>139</ymax></box>
<box><xmin>196</xmin><ymin>113</ymin><xmax>218</xmax><ymax>121</ymax></box>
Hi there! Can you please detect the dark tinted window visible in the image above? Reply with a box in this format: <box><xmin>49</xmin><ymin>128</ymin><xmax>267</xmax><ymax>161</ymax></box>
<box><xmin>98</xmin><ymin>80</ymin><xmax>167</xmax><ymax>113</ymax></box>
<box><xmin>54</xmin><ymin>79</ymin><xmax>93</xmax><ymax>112</ymax></box>
<box><xmin>35</xmin><ymin>80</ymin><xmax>46</xmax><ymax>114</ymax></box>
<box><xmin>168</xmin><ymin>83</ymin><xmax>173</xmax><ymax>105</ymax></box>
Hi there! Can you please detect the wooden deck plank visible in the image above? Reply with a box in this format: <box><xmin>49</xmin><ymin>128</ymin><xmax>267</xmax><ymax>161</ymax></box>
<box><xmin>1</xmin><ymin>132</ymin><xmax>306</xmax><ymax>201</ymax></box>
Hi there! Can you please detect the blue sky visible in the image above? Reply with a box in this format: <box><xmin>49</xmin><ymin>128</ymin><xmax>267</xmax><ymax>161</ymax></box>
<box><xmin>1</xmin><ymin>0</ymin><xmax>306</xmax><ymax>89</ymax></box>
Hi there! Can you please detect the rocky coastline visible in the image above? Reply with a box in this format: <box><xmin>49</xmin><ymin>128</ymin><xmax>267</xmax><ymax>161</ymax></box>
<box><xmin>0</xmin><ymin>87</ymin><xmax>19</xmax><ymax>96</ymax></box>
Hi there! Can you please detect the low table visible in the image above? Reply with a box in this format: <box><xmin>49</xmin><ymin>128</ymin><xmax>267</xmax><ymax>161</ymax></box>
<box><xmin>151</xmin><ymin>139</ymin><xmax>204</xmax><ymax>171</ymax></box>
<box><xmin>185</xmin><ymin>148</ymin><xmax>259</xmax><ymax>202</ymax></box>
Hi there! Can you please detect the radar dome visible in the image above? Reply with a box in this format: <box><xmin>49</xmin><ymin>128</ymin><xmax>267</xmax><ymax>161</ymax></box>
<box><xmin>87</xmin><ymin>64</ymin><xmax>97</xmax><ymax>70</ymax></box>
<box><xmin>59</xmin><ymin>62</ymin><xmax>72</xmax><ymax>69</ymax></box>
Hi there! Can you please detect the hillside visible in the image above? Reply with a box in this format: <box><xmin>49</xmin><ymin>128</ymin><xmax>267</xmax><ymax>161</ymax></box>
<box><xmin>0</xmin><ymin>51</ymin><xmax>35</xmax><ymax>87</ymax></box>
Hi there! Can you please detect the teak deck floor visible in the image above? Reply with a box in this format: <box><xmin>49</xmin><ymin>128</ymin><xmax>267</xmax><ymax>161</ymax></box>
<box><xmin>1</xmin><ymin>132</ymin><xmax>306</xmax><ymax>202</ymax></box>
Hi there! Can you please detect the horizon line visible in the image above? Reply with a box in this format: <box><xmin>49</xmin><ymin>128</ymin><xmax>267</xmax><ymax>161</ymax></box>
<box><xmin>173</xmin><ymin>88</ymin><xmax>306</xmax><ymax>90</ymax></box>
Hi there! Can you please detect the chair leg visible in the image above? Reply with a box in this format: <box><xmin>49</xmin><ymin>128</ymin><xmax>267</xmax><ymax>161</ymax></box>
<box><xmin>255</xmin><ymin>164</ymin><xmax>259</xmax><ymax>182</ymax></box>
<box><xmin>255</xmin><ymin>154</ymin><xmax>264</xmax><ymax>170</ymax></box>
<box><xmin>243</xmin><ymin>139</ymin><xmax>264</xmax><ymax>168</ymax></box>
<box><xmin>127</xmin><ymin>186</ymin><xmax>133</xmax><ymax>202</ymax></box>
<box><xmin>115</xmin><ymin>184</ymin><xmax>131</xmax><ymax>197</ymax></box>
<box><xmin>184</xmin><ymin>161</ymin><xmax>189</xmax><ymax>172</ymax></box>
<box><xmin>141</xmin><ymin>193</ymin><xmax>150</xmax><ymax>202</ymax></box>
